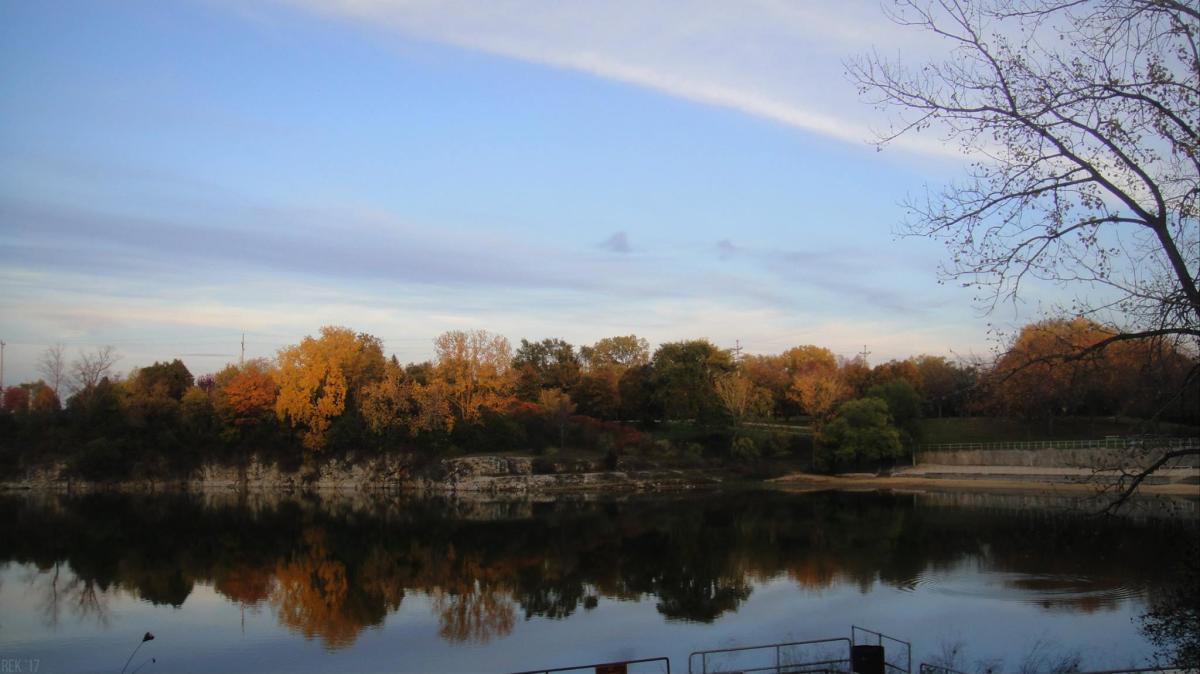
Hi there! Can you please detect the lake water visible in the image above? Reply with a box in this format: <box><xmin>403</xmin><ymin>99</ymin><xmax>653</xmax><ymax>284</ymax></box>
<box><xmin>0</xmin><ymin>488</ymin><xmax>1194</xmax><ymax>674</ymax></box>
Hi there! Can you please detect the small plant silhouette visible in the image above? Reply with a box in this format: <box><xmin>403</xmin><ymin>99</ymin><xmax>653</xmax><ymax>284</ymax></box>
<box><xmin>120</xmin><ymin>632</ymin><xmax>155</xmax><ymax>674</ymax></box>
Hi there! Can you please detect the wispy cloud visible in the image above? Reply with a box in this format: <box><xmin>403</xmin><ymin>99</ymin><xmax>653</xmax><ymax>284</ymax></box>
<box><xmin>269</xmin><ymin>0</ymin><xmax>961</xmax><ymax>157</ymax></box>
<box><xmin>713</xmin><ymin>238</ymin><xmax>939</xmax><ymax>315</ymax></box>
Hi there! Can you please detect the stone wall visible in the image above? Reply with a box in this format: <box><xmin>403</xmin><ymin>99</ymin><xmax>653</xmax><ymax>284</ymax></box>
<box><xmin>0</xmin><ymin>455</ymin><xmax>721</xmax><ymax>494</ymax></box>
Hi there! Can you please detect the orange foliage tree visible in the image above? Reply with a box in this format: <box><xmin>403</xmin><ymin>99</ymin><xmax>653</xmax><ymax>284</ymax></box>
<box><xmin>220</xmin><ymin>359</ymin><xmax>278</xmax><ymax>426</ymax></box>
<box><xmin>990</xmin><ymin>318</ymin><xmax>1117</xmax><ymax>421</ymax></box>
<box><xmin>784</xmin><ymin>345</ymin><xmax>851</xmax><ymax>424</ymax></box>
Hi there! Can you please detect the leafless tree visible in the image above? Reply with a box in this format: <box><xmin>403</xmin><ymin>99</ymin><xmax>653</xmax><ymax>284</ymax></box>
<box><xmin>38</xmin><ymin>343</ymin><xmax>67</xmax><ymax>397</ymax></box>
<box><xmin>849</xmin><ymin>0</ymin><xmax>1199</xmax><ymax>503</ymax></box>
<box><xmin>70</xmin><ymin>345</ymin><xmax>120</xmax><ymax>393</ymax></box>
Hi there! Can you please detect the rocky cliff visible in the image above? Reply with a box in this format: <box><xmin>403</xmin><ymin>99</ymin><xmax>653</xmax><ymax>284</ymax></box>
<box><xmin>0</xmin><ymin>455</ymin><xmax>723</xmax><ymax>494</ymax></box>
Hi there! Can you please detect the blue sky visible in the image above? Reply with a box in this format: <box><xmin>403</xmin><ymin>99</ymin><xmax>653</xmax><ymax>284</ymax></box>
<box><xmin>0</xmin><ymin>0</ymin><xmax>1023</xmax><ymax>384</ymax></box>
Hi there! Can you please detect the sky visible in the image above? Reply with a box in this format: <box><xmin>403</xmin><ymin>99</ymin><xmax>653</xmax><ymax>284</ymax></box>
<box><xmin>0</xmin><ymin>0</ymin><xmax>1029</xmax><ymax>385</ymax></box>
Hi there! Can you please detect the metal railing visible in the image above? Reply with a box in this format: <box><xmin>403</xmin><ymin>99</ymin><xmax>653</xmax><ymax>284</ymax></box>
<box><xmin>688</xmin><ymin>637</ymin><xmax>852</xmax><ymax>674</ymax></box>
<box><xmin>920</xmin><ymin>665</ymin><xmax>1183</xmax><ymax>674</ymax></box>
<box><xmin>919</xmin><ymin>664</ymin><xmax>968</xmax><ymax>674</ymax></box>
<box><xmin>851</xmin><ymin>626</ymin><xmax>911</xmax><ymax>674</ymax></box>
<box><xmin>918</xmin><ymin>437</ymin><xmax>1200</xmax><ymax>453</ymax></box>
<box><xmin>504</xmin><ymin>657</ymin><xmax>671</xmax><ymax>674</ymax></box>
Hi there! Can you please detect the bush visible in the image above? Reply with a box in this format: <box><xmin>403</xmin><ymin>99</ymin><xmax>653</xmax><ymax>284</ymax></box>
<box><xmin>67</xmin><ymin>438</ymin><xmax>128</xmax><ymax>481</ymax></box>
<box><xmin>819</xmin><ymin>398</ymin><xmax>903</xmax><ymax>468</ymax></box>
<box><xmin>731</xmin><ymin>436</ymin><xmax>759</xmax><ymax>462</ymax></box>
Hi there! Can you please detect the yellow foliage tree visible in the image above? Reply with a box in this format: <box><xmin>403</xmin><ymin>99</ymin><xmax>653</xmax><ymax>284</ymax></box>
<box><xmin>714</xmin><ymin>372</ymin><xmax>766</xmax><ymax>423</ymax></box>
<box><xmin>433</xmin><ymin>330</ymin><xmax>513</xmax><ymax>422</ymax></box>
<box><xmin>274</xmin><ymin>326</ymin><xmax>384</xmax><ymax>451</ymax></box>
<box><xmin>358</xmin><ymin>362</ymin><xmax>455</xmax><ymax>436</ymax></box>
<box><xmin>788</xmin><ymin>372</ymin><xmax>851</xmax><ymax>425</ymax></box>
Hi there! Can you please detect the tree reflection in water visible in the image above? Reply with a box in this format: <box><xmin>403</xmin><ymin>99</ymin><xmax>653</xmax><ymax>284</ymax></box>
<box><xmin>0</xmin><ymin>490</ymin><xmax>1193</xmax><ymax>652</ymax></box>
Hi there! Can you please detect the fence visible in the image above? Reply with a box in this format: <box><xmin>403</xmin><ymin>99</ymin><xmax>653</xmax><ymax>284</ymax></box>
<box><xmin>688</xmin><ymin>637</ymin><xmax>852</xmax><ymax>674</ymax></box>
<box><xmin>913</xmin><ymin>438</ymin><xmax>1200</xmax><ymax>469</ymax></box>
<box><xmin>918</xmin><ymin>437</ymin><xmax>1200</xmax><ymax>453</ymax></box>
<box><xmin>505</xmin><ymin>657</ymin><xmax>671</xmax><ymax>674</ymax></box>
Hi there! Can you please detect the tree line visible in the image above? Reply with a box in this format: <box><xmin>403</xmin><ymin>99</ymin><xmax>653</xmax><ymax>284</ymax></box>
<box><xmin>1</xmin><ymin>318</ymin><xmax>1196</xmax><ymax>479</ymax></box>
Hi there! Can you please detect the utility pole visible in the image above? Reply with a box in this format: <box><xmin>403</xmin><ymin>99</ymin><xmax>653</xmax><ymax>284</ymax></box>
<box><xmin>732</xmin><ymin>339</ymin><xmax>743</xmax><ymax>364</ymax></box>
<box><xmin>858</xmin><ymin>344</ymin><xmax>871</xmax><ymax>364</ymax></box>
<box><xmin>240</xmin><ymin>332</ymin><xmax>245</xmax><ymax>367</ymax></box>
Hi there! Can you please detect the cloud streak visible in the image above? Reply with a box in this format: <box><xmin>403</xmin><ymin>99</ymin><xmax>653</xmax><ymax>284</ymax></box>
<box><xmin>271</xmin><ymin>0</ymin><xmax>962</xmax><ymax>157</ymax></box>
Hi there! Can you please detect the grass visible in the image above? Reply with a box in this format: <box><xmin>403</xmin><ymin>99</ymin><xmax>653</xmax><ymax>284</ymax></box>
<box><xmin>917</xmin><ymin>416</ymin><xmax>1199</xmax><ymax>445</ymax></box>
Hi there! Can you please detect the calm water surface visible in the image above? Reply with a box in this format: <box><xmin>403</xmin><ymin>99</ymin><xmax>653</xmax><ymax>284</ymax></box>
<box><xmin>0</xmin><ymin>489</ymin><xmax>1194</xmax><ymax>673</ymax></box>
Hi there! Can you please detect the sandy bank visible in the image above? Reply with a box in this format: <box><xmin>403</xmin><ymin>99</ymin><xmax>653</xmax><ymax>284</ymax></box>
<box><xmin>768</xmin><ymin>469</ymin><xmax>1200</xmax><ymax>496</ymax></box>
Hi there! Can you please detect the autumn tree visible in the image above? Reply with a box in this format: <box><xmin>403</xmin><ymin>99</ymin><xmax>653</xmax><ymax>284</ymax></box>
<box><xmin>740</xmin><ymin>354</ymin><xmax>794</xmax><ymax>417</ymax></box>
<box><xmin>31</xmin><ymin>383</ymin><xmax>60</xmax><ymax>412</ymax></box>
<box><xmin>219</xmin><ymin>359</ymin><xmax>278</xmax><ymax>427</ymax></box>
<box><xmin>433</xmin><ymin>330</ymin><xmax>513</xmax><ymax>422</ymax></box>
<box><xmin>3</xmin><ymin>385</ymin><xmax>30</xmax><ymax>412</ymax></box>
<box><xmin>784</xmin><ymin>346</ymin><xmax>851</xmax><ymax>424</ymax></box>
<box><xmin>714</xmin><ymin>372</ymin><xmax>770</xmax><ymax>425</ymax></box>
<box><xmin>788</xmin><ymin>374</ymin><xmax>852</xmax><ymax>426</ymax></box>
<box><xmin>990</xmin><ymin>318</ymin><xmax>1113</xmax><ymax>423</ymax></box>
<box><xmin>871</xmin><ymin>359</ymin><xmax>922</xmax><ymax>393</ymax></box>
<box><xmin>580</xmin><ymin>335</ymin><xmax>650</xmax><ymax>371</ymax></box>
<box><xmin>274</xmin><ymin>327</ymin><xmax>385</xmax><ymax>451</ymax></box>
<box><xmin>359</xmin><ymin>359</ymin><xmax>455</xmax><ymax>438</ymax></box>
<box><xmin>538</xmin><ymin>388</ymin><xmax>576</xmax><ymax>450</ymax></box>
<box><xmin>989</xmin><ymin>317</ymin><xmax>1197</xmax><ymax>425</ymax></box>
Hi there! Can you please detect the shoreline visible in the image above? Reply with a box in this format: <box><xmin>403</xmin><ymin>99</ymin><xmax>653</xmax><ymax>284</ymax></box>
<box><xmin>4</xmin><ymin>471</ymin><xmax>1197</xmax><ymax>498</ymax></box>
<box><xmin>768</xmin><ymin>471</ymin><xmax>1200</xmax><ymax>496</ymax></box>
<box><xmin>3</xmin><ymin>454</ymin><xmax>1197</xmax><ymax>498</ymax></box>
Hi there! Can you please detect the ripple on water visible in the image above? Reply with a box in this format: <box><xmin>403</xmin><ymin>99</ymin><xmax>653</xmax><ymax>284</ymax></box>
<box><xmin>894</xmin><ymin>570</ymin><xmax>1143</xmax><ymax>610</ymax></box>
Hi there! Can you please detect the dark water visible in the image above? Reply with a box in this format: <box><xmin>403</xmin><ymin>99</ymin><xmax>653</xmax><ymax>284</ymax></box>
<box><xmin>0</xmin><ymin>488</ymin><xmax>1194</xmax><ymax>673</ymax></box>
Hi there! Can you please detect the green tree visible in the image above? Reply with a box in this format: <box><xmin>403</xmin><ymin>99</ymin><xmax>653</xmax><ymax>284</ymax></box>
<box><xmin>512</xmin><ymin>338</ymin><xmax>581</xmax><ymax>401</ymax></box>
<box><xmin>618</xmin><ymin>364</ymin><xmax>657</xmax><ymax>421</ymax></box>
<box><xmin>649</xmin><ymin>340</ymin><xmax>734</xmax><ymax>422</ymax></box>
<box><xmin>573</xmin><ymin>370</ymin><xmax>620</xmax><ymax>420</ymax></box>
<box><xmin>865</xmin><ymin>379</ymin><xmax>922</xmax><ymax>451</ymax></box>
<box><xmin>819</xmin><ymin>398</ymin><xmax>903</xmax><ymax>468</ymax></box>
<box><xmin>128</xmin><ymin>359</ymin><xmax>194</xmax><ymax>401</ymax></box>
